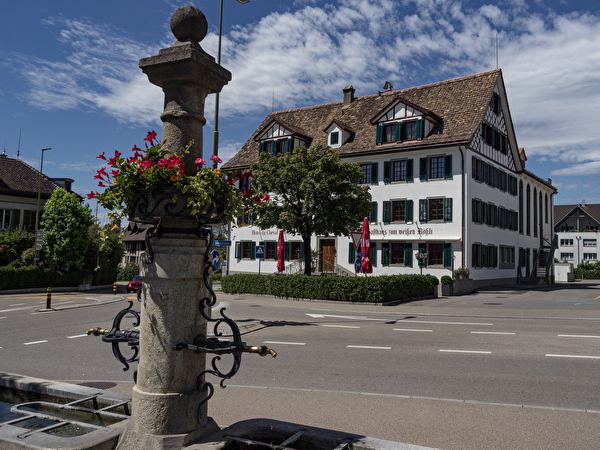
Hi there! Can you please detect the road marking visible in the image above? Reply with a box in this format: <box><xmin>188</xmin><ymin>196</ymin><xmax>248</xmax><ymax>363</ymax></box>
<box><xmin>393</xmin><ymin>328</ymin><xmax>433</xmax><ymax>332</ymax></box>
<box><xmin>0</xmin><ymin>306</ymin><xmax>36</xmax><ymax>313</ymax></box>
<box><xmin>439</xmin><ymin>349</ymin><xmax>491</xmax><ymax>354</ymax></box>
<box><xmin>67</xmin><ymin>334</ymin><xmax>89</xmax><ymax>339</ymax></box>
<box><xmin>55</xmin><ymin>301</ymin><xmax>74</xmax><ymax>305</ymax></box>
<box><xmin>24</xmin><ymin>340</ymin><xmax>48</xmax><ymax>346</ymax></box>
<box><xmin>407</xmin><ymin>320</ymin><xmax>493</xmax><ymax>326</ymax></box>
<box><xmin>471</xmin><ymin>331</ymin><xmax>515</xmax><ymax>335</ymax></box>
<box><xmin>0</xmin><ymin>317</ymin><xmax>6</xmax><ymax>320</ymax></box>
<box><xmin>546</xmin><ymin>354</ymin><xmax>600</xmax><ymax>359</ymax></box>
<box><xmin>9</xmin><ymin>303</ymin><xmax>26</xmax><ymax>307</ymax></box>
<box><xmin>347</xmin><ymin>345</ymin><xmax>391</xmax><ymax>350</ymax></box>
<box><xmin>263</xmin><ymin>341</ymin><xmax>306</xmax><ymax>346</ymax></box>
<box><xmin>306</xmin><ymin>313</ymin><xmax>385</xmax><ymax>321</ymax></box>
<box><xmin>558</xmin><ymin>334</ymin><xmax>600</xmax><ymax>339</ymax></box>
<box><xmin>322</xmin><ymin>324</ymin><xmax>360</xmax><ymax>329</ymax></box>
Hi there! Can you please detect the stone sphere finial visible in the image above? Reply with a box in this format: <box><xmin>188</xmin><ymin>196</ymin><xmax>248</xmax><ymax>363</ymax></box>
<box><xmin>170</xmin><ymin>6</ymin><xmax>208</xmax><ymax>43</ymax></box>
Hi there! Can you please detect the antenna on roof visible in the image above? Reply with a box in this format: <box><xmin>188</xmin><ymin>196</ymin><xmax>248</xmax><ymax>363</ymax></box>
<box><xmin>17</xmin><ymin>128</ymin><xmax>21</xmax><ymax>159</ymax></box>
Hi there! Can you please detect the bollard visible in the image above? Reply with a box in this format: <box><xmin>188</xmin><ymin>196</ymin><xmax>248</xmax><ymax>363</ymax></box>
<box><xmin>113</xmin><ymin>282</ymin><xmax>117</xmax><ymax>295</ymax></box>
<box><xmin>46</xmin><ymin>287</ymin><xmax>51</xmax><ymax>309</ymax></box>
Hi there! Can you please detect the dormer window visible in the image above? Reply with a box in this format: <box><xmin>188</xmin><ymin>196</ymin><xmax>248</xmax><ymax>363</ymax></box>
<box><xmin>330</xmin><ymin>131</ymin><xmax>339</xmax><ymax>146</ymax></box>
<box><xmin>376</xmin><ymin>119</ymin><xmax>424</xmax><ymax>144</ymax></box>
<box><xmin>259</xmin><ymin>138</ymin><xmax>292</xmax><ymax>156</ymax></box>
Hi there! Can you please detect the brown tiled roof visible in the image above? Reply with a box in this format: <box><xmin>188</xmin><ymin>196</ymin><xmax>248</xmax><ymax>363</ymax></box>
<box><xmin>0</xmin><ymin>155</ymin><xmax>59</xmax><ymax>199</ymax></box>
<box><xmin>554</xmin><ymin>203</ymin><xmax>600</xmax><ymax>226</ymax></box>
<box><xmin>122</xmin><ymin>222</ymin><xmax>150</xmax><ymax>242</ymax></box>
<box><xmin>223</xmin><ymin>70</ymin><xmax>501</xmax><ymax>170</ymax></box>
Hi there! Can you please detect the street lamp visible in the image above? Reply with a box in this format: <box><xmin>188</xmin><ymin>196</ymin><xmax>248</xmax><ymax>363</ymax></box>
<box><xmin>35</xmin><ymin>147</ymin><xmax>52</xmax><ymax>234</ymax></box>
<box><xmin>211</xmin><ymin>0</ymin><xmax>249</xmax><ymax>169</ymax></box>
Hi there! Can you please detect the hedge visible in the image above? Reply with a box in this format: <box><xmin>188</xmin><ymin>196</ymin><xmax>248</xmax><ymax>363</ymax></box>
<box><xmin>221</xmin><ymin>274</ymin><xmax>438</xmax><ymax>303</ymax></box>
<box><xmin>0</xmin><ymin>267</ymin><xmax>96</xmax><ymax>291</ymax></box>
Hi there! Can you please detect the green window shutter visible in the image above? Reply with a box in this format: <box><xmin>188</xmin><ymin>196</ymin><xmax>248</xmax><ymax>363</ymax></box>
<box><xmin>250</xmin><ymin>241</ymin><xmax>256</xmax><ymax>260</ymax></box>
<box><xmin>444</xmin><ymin>198</ymin><xmax>452</xmax><ymax>222</ymax></box>
<box><xmin>370</xmin><ymin>202</ymin><xmax>378</xmax><ymax>223</ymax></box>
<box><xmin>235</xmin><ymin>241</ymin><xmax>241</xmax><ymax>259</ymax></box>
<box><xmin>416</xmin><ymin>119</ymin><xmax>424</xmax><ymax>139</ymax></box>
<box><xmin>376</xmin><ymin>124</ymin><xmax>383</xmax><ymax>144</ymax></box>
<box><xmin>405</xmin><ymin>243</ymin><xmax>413</xmax><ymax>267</ymax></box>
<box><xmin>472</xmin><ymin>156</ymin><xmax>476</xmax><ymax>179</ymax></box>
<box><xmin>371</xmin><ymin>162</ymin><xmax>378</xmax><ymax>184</ymax></box>
<box><xmin>383</xmin><ymin>161</ymin><xmax>391</xmax><ymax>184</ymax></box>
<box><xmin>443</xmin><ymin>243</ymin><xmax>452</xmax><ymax>268</ymax></box>
<box><xmin>406</xmin><ymin>159</ymin><xmax>414</xmax><ymax>181</ymax></box>
<box><xmin>348</xmin><ymin>242</ymin><xmax>355</xmax><ymax>264</ymax></box>
<box><xmin>381</xmin><ymin>243</ymin><xmax>389</xmax><ymax>266</ymax></box>
<box><xmin>394</xmin><ymin>122</ymin><xmax>402</xmax><ymax>141</ymax></box>
<box><xmin>444</xmin><ymin>155</ymin><xmax>452</xmax><ymax>178</ymax></box>
<box><xmin>472</xmin><ymin>243</ymin><xmax>477</xmax><ymax>267</ymax></box>
<box><xmin>472</xmin><ymin>199</ymin><xmax>476</xmax><ymax>223</ymax></box>
<box><xmin>406</xmin><ymin>200</ymin><xmax>414</xmax><ymax>222</ymax></box>
<box><xmin>419</xmin><ymin>243</ymin><xmax>427</xmax><ymax>268</ymax></box>
<box><xmin>371</xmin><ymin>243</ymin><xmax>377</xmax><ymax>267</ymax></box>
<box><xmin>286</xmin><ymin>138</ymin><xmax>292</xmax><ymax>153</ymax></box>
<box><xmin>274</xmin><ymin>242</ymin><xmax>278</xmax><ymax>261</ymax></box>
<box><xmin>259</xmin><ymin>142</ymin><xmax>264</xmax><ymax>155</ymax></box>
<box><xmin>299</xmin><ymin>241</ymin><xmax>305</xmax><ymax>260</ymax></box>
<box><xmin>383</xmin><ymin>201</ymin><xmax>391</xmax><ymax>224</ymax></box>
<box><xmin>419</xmin><ymin>157</ymin><xmax>428</xmax><ymax>180</ymax></box>
<box><xmin>419</xmin><ymin>199</ymin><xmax>428</xmax><ymax>223</ymax></box>
<box><xmin>285</xmin><ymin>242</ymin><xmax>290</xmax><ymax>261</ymax></box>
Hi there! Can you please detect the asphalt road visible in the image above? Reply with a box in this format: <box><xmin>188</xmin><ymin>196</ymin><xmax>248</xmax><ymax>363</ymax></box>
<box><xmin>2</xmin><ymin>283</ymin><xmax>600</xmax><ymax>449</ymax></box>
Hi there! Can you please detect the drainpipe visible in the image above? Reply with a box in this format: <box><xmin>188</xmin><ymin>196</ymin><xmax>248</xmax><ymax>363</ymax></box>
<box><xmin>459</xmin><ymin>145</ymin><xmax>466</xmax><ymax>268</ymax></box>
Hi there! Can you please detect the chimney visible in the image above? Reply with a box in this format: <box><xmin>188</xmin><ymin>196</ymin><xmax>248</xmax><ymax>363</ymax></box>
<box><xmin>343</xmin><ymin>85</ymin><xmax>355</xmax><ymax>107</ymax></box>
<box><xmin>383</xmin><ymin>81</ymin><xmax>393</xmax><ymax>91</ymax></box>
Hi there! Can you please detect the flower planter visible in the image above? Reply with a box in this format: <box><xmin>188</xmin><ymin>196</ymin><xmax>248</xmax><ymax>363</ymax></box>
<box><xmin>451</xmin><ymin>278</ymin><xmax>474</xmax><ymax>295</ymax></box>
<box><xmin>441</xmin><ymin>284</ymin><xmax>453</xmax><ymax>296</ymax></box>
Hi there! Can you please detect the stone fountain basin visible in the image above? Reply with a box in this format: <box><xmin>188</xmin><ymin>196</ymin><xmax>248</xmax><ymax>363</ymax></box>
<box><xmin>0</xmin><ymin>372</ymin><xmax>131</xmax><ymax>450</ymax></box>
<box><xmin>187</xmin><ymin>418</ymin><xmax>440</xmax><ymax>450</ymax></box>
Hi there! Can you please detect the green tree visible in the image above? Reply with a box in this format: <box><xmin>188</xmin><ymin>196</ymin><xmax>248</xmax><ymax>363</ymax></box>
<box><xmin>42</xmin><ymin>188</ymin><xmax>94</xmax><ymax>270</ymax></box>
<box><xmin>0</xmin><ymin>229</ymin><xmax>35</xmax><ymax>266</ymax></box>
<box><xmin>250</xmin><ymin>144</ymin><xmax>371</xmax><ymax>275</ymax></box>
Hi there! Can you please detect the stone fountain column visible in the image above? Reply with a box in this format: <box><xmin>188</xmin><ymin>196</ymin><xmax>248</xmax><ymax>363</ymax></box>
<box><xmin>118</xmin><ymin>6</ymin><xmax>231</xmax><ymax>449</ymax></box>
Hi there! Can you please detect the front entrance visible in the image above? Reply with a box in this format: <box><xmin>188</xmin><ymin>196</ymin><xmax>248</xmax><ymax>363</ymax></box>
<box><xmin>320</xmin><ymin>239</ymin><xmax>336</xmax><ymax>273</ymax></box>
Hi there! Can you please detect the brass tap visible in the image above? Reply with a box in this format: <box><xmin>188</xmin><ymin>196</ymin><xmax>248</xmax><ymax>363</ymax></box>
<box><xmin>87</xmin><ymin>327</ymin><xmax>109</xmax><ymax>336</ymax></box>
<box><xmin>242</xmin><ymin>345</ymin><xmax>277</xmax><ymax>357</ymax></box>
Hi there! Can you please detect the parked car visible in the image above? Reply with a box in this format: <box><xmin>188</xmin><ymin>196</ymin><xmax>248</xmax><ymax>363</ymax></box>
<box><xmin>127</xmin><ymin>275</ymin><xmax>143</xmax><ymax>293</ymax></box>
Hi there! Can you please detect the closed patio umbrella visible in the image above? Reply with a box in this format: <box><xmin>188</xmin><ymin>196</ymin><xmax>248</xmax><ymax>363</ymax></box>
<box><xmin>360</xmin><ymin>217</ymin><xmax>372</xmax><ymax>274</ymax></box>
<box><xmin>277</xmin><ymin>230</ymin><xmax>285</xmax><ymax>272</ymax></box>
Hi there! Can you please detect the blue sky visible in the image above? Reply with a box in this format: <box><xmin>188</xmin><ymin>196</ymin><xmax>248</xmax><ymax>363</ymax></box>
<box><xmin>1</xmin><ymin>0</ymin><xmax>599</xmax><ymax>225</ymax></box>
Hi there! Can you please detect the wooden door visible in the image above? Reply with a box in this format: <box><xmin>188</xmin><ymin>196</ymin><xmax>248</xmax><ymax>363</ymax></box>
<box><xmin>320</xmin><ymin>239</ymin><xmax>336</xmax><ymax>272</ymax></box>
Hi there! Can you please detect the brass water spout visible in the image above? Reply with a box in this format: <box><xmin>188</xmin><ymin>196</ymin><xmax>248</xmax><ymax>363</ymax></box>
<box><xmin>242</xmin><ymin>345</ymin><xmax>277</xmax><ymax>357</ymax></box>
<box><xmin>87</xmin><ymin>327</ymin><xmax>109</xmax><ymax>336</ymax></box>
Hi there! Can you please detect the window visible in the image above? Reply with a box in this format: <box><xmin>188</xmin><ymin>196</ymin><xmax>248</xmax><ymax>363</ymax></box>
<box><xmin>403</xmin><ymin>121</ymin><xmax>417</xmax><ymax>140</ymax></box>
<box><xmin>583</xmin><ymin>239</ymin><xmax>597</xmax><ymax>247</ymax></box>
<box><xmin>490</xmin><ymin>93</ymin><xmax>502</xmax><ymax>115</ymax></box>
<box><xmin>420</xmin><ymin>155</ymin><xmax>452</xmax><ymax>180</ymax></box>
<box><xmin>235</xmin><ymin>241</ymin><xmax>256</xmax><ymax>260</ymax></box>
<box><xmin>584</xmin><ymin>253</ymin><xmax>597</xmax><ymax>260</ymax></box>
<box><xmin>526</xmin><ymin>184</ymin><xmax>531</xmax><ymax>236</ymax></box>
<box><xmin>291</xmin><ymin>242</ymin><xmax>302</xmax><ymax>260</ymax></box>
<box><xmin>382</xmin><ymin>124</ymin><xmax>395</xmax><ymax>143</ymax></box>
<box><xmin>360</xmin><ymin>163</ymin><xmax>372</xmax><ymax>184</ymax></box>
<box><xmin>258</xmin><ymin>138</ymin><xmax>292</xmax><ymax>156</ymax></box>
<box><xmin>383</xmin><ymin>200</ymin><xmax>413</xmax><ymax>223</ymax></box>
<box><xmin>419</xmin><ymin>198</ymin><xmax>452</xmax><ymax>223</ymax></box>
<box><xmin>393</xmin><ymin>160</ymin><xmax>406</xmax><ymax>182</ymax></box>
<box><xmin>428</xmin><ymin>243</ymin><xmax>444</xmax><ymax>266</ymax></box>
<box><xmin>383</xmin><ymin>242</ymin><xmax>412</xmax><ymax>267</ymax></box>
<box><xmin>376</xmin><ymin>119</ymin><xmax>424</xmax><ymax>145</ymax></box>
<box><xmin>560</xmin><ymin>253</ymin><xmax>574</xmax><ymax>261</ymax></box>
<box><xmin>330</xmin><ymin>131</ymin><xmax>339</xmax><ymax>145</ymax></box>
<box><xmin>519</xmin><ymin>181</ymin><xmax>524</xmax><ymax>233</ymax></box>
<box><xmin>533</xmin><ymin>188</ymin><xmax>538</xmax><ymax>237</ymax></box>
<box><xmin>384</xmin><ymin>159</ymin><xmax>413</xmax><ymax>183</ymax></box>
<box><xmin>23</xmin><ymin>210</ymin><xmax>37</xmax><ymax>231</ymax></box>
<box><xmin>391</xmin><ymin>243</ymin><xmax>406</xmax><ymax>265</ymax></box>
<box><xmin>499</xmin><ymin>245</ymin><xmax>515</xmax><ymax>269</ymax></box>
<box><xmin>0</xmin><ymin>209</ymin><xmax>14</xmax><ymax>230</ymax></box>
<box><xmin>266</xmin><ymin>242</ymin><xmax>276</xmax><ymax>259</ymax></box>
<box><xmin>561</xmin><ymin>239</ymin><xmax>574</xmax><ymax>246</ymax></box>
<box><xmin>472</xmin><ymin>243</ymin><xmax>498</xmax><ymax>268</ymax></box>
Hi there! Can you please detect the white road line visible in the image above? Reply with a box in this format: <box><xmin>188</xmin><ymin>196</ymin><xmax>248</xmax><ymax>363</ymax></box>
<box><xmin>9</xmin><ymin>303</ymin><xmax>26</xmax><ymax>307</ymax></box>
<box><xmin>439</xmin><ymin>349</ymin><xmax>491</xmax><ymax>354</ymax></box>
<box><xmin>263</xmin><ymin>341</ymin><xmax>306</xmax><ymax>346</ymax></box>
<box><xmin>322</xmin><ymin>325</ymin><xmax>360</xmax><ymax>329</ymax></box>
<box><xmin>0</xmin><ymin>317</ymin><xmax>6</xmax><ymax>320</ymax></box>
<box><xmin>471</xmin><ymin>331</ymin><xmax>516</xmax><ymax>335</ymax></box>
<box><xmin>24</xmin><ymin>340</ymin><xmax>48</xmax><ymax>346</ymax></box>
<box><xmin>407</xmin><ymin>320</ymin><xmax>493</xmax><ymax>326</ymax></box>
<box><xmin>558</xmin><ymin>334</ymin><xmax>600</xmax><ymax>339</ymax></box>
<box><xmin>0</xmin><ymin>306</ymin><xmax>36</xmax><ymax>313</ymax></box>
<box><xmin>393</xmin><ymin>328</ymin><xmax>433</xmax><ymax>332</ymax></box>
<box><xmin>546</xmin><ymin>354</ymin><xmax>600</xmax><ymax>359</ymax></box>
<box><xmin>306</xmin><ymin>313</ymin><xmax>385</xmax><ymax>321</ymax></box>
<box><xmin>347</xmin><ymin>345</ymin><xmax>391</xmax><ymax>350</ymax></box>
<box><xmin>67</xmin><ymin>334</ymin><xmax>89</xmax><ymax>339</ymax></box>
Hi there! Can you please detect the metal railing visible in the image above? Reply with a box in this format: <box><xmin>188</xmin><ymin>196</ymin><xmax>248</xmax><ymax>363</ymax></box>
<box><xmin>280</xmin><ymin>258</ymin><xmax>353</xmax><ymax>277</ymax></box>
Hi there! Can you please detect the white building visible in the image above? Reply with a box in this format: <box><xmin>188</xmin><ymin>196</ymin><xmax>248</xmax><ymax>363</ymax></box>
<box><xmin>554</xmin><ymin>202</ymin><xmax>600</xmax><ymax>266</ymax></box>
<box><xmin>222</xmin><ymin>70</ymin><xmax>557</xmax><ymax>286</ymax></box>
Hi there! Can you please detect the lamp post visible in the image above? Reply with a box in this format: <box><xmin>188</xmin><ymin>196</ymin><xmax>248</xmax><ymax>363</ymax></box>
<box><xmin>35</xmin><ymin>147</ymin><xmax>51</xmax><ymax>234</ymax></box>
<box><xmin>211</xmin><ymin>0</ymin><xmax>249</xmax><ymax>169</ymax></box>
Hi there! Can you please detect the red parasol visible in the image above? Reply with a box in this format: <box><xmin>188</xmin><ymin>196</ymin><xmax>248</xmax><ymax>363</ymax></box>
<box><xmin>277</xmin><ymin>230</ymin><xmax>285</xmax><ymax>272</ymax></box>
<box><xmin>360</xmin><ymin>217</ymin><xmax>372</xmax><ymax>274</ymax></box>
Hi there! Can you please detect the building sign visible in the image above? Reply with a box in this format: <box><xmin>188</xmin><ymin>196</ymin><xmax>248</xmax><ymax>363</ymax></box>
<box><xmin>370</xmin><ymin>227</ymin><xmax>434</xmax><ymax>236</ymax></box>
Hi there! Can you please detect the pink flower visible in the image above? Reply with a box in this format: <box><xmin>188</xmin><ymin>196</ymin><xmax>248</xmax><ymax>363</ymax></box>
<box><xmin>86</xmin><ymin>191</ymin><xmax>97</xmax><ymax>199</ymax></box>
<box><xmin>261</xmin><ymin>194</ymin><xmax>270</xmax><ymax>203</ymax></box>
<box><xmin>144</xmin><ymin>130</ymin><xmax>157</xmax><ymax>143</ymax></box>
<box><xmin>97</xmin><ymin>152</ymin><xmax>107</xmax><ymax>161</ymax></box>
<box><xmin>210</xmin><ymin>155</ymin><xmax>222</xmax><ymax>164</ymax></box>
<box><xmin>110</xmin><ymin>170</ymin><xmax>120</xmax><ymax>178</ymax></box>
<box><xmin>98</xmin><ymin>182</ymin><xmax>107</xmax><ymax>187</ymax></box>
<box><xmin>195</xmin><ymin>158</ymin><xmax>206</xmax><ymax>165</ymax></box>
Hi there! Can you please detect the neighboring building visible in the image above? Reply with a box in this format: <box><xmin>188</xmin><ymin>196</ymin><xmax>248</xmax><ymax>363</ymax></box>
<box><xmin>223</xmin><ymin>70</ymin><xmax>557</xmax><ymax>286</ymax></box>
<box><xmin>554</xmin><ymin>202</ymin><xmax>600</xmax><ymax>266</ymax></box>
<box><xmin>121</xmin><ymin>222</ymin><xmax>149</xmax><ymax>266</ymax></box>
<box><xmin>0</xmin><ymin>153</ymin><xmax>75</xmax><ymax>232</ymax></box>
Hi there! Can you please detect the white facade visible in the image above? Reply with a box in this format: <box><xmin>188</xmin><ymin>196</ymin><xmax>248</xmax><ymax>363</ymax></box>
<box><xmin>554</xmin><ymin>203</ymin><xmax>600</xmax><ymax>266</ymax></box>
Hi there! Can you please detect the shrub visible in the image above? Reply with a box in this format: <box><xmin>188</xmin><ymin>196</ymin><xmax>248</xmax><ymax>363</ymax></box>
<box><xmin>221</xmin><ymin>274</ymin><xmax>435</xmax><ymax>303</ymax></box>
<box><xmin>441</xmin><ymin>275</ymin><xmax>453</xmax><ymax>285</ymax></box>
<box><xmin>117</xmin><ymin>263</ymin><xmax>140</xmax><ymax>281</ymax></box>
<box><xmin>0</xmin><ymin>266</ymin><xmax>92</xmax><ymax>291</ymax></box>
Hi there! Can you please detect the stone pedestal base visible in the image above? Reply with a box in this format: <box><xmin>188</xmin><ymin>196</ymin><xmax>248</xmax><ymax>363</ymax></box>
<box><xmin>118</xmin><ymin>418</ymin><xmax>219</xmax><ymax>450</ymax></box>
